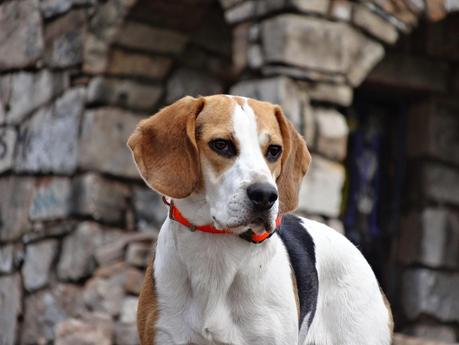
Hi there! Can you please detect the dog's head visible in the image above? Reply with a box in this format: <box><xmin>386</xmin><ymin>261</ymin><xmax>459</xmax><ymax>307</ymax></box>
<box><xmin>128</xmin><ymin>95</ymin><xmax>310</xmax><ymax>234</ymax></box>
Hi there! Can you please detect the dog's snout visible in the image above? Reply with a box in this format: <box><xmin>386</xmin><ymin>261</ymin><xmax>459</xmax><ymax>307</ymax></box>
<box><xmin>247</xmin><ymin>183</ymin><xmax>278</xmax><ymax>211</ymax></box>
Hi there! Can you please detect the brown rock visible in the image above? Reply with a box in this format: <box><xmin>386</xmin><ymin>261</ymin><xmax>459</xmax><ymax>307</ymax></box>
<box><xmin>55</xmin><ymin>314</ymin><xmax>113</xmax><ymax>345</ymax></box>
<box><xmin>0</xmin><ymin>0</ymin><xmax>44</xmax><ymax>70</ymax></box>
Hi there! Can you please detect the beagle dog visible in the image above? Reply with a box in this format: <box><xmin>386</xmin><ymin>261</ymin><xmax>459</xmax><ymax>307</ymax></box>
<box><xmin>128</xmin><ymin>95</ymin><xmax>393</xmax><ymax>345</ymax></box>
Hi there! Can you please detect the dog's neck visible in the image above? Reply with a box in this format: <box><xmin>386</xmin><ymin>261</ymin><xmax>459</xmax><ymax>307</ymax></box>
<box><xmin>173</xmin><ymin>192</ymin><xmax>213</xmax><ymax>226</ymax></box>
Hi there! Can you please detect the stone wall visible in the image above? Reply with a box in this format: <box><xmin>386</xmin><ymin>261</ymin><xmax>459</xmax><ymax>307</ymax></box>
<box><xmin>0</xmin><ymin>0</ymin><xmax>458</xmax><ymax>344</ymax></box>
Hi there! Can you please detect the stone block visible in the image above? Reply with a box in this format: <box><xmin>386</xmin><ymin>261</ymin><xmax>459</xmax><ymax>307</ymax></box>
<box><xmin>79</xmin><ymin>108</ymin><xmax>142</xmax><ymax>178</ymax></box>
<box><xmin>40</xmin><ymin>0</ymin><xmax>94</xmax><ymax>18</ymax></box>
<box><xmin>21</xmin><ymin>284</ymin><xmax>86</xmax><ymax>345</ymax></box>
<box><xmin>417</xmin><ymin>163</ymin><xmax>459</xmax><ymax>206</ymax></box>
<box><xmin>107</xmin><ymin>49</ymin><xmax>173</xmax><ymax>80</ymax></box>
<box><xmin>225</xmin><ymin>1</ymin><xmax>256</xmax><ymax>23</ymax></box>
<box><xmin>262</xmin><ymin>65</ymin><xmax>347</xmax><ymax>84</ymax></box>
<box><xmin>402</xmin><ymin>269</ymin><xmax>459</xmax><ymax>322</ymax></box>
<box><xmin>83</xmin><ymin>275</ymin><xmax>125</xmax><ymax>316</ymax></box>
<box><xmin>352</xmin><ymin>4</ymin><xmax>399</xmax><ymax>44</ymax></box>
<box><xmin>55</xmin><ymin>315</ymin><xmax>113</xmax><ymax>345</ymax></box>
<box><xmin>87</xmin><ymin>77</ymin><xmax>162</xmax><ymax>112</ymax></box>
<box><xmin>120</xmin><ymin>296</ymin><xmax>138</xmax><ymax>323</ymax></box>
<box><xmin>298</xmin><ymin>155</ymin><xmax>345</xmax><ymax>217</ymax></box>
<box><xmin>0</xmin><ymin>70</ymin><xmax>68</xmax><ymax>124</ymax></box>
<box><xmin>115</xmin><ymin>21</ymin><xmax>188</xmax><ymax>54</ymax></box>
<box><xmin>403</xmin><ymin>323</ymin><xmax>457</xmax><ymax>344</ymax></box>
<box><xmin>44</xmin><ymin>9</ymin><xmax>86</xmax><ymax>68</ymax></box>
<box><xmin>22</xmin><ymin>239</ymin><xmax>58</xmax><ymax>292</ymax></box>
<box><xmin>125</xmin><ymin>241</ymin><xmax>152</xmax><ymax>268</ymax></box>
<box><xmin>367</xmin><ymin>52</ymin><xmax>449</xmax><ymax>93</ymax></box>
<box><xmin>407</xmin><ymin>100</ymin><xmax>459</xmax><ymax>167</ymax></box>
<box><xmin>57</xmin><ymin>222</ymin><xmax>124</xmax><ymax>281</ymax></box>
<box><xmin>15</xmin><ymin>88</ymin><xmax>85</xmax><ymax>174</ymax></box>
<box><xmin>166</xmin><ymin>68</ymin><xmax>224</xmax><ymax>103</ymax></box>
<box><xmin>0</xmin><ymin>274</ymin><xmax>21</xmax><ymax>345</ymax></box>
<box><xmin>399</xmin><ymin>208</ymin><xmax>459</xmax><ymax>269</ymax></box>
<box><xmin>134</xmin><ymin>186</ymin><xmax>167</xmax><ymax>230</ymax></box>
<box><xmin>329</xmin><ymin>0</ymin><xmax>352</xmax><ymax>21</ymax></box>
<box><xmin>261</xmin><ymin>15</ymin><xmax>384</xmax><ymax>86</ymax></box>
<box><xmin>0</xmin><ymin>244</ymin><xmax>14</xmax><ymax>274</ymax></box>
<box><xmin>0</xmin><ymin>0</ymin><xmax>44</xmax><ymax>70</ymax></box>
<box><xmin>115</xmin><ymin>321</ymin><xmax>139</xmax><ymax>345</ymax></box>
<box><xmin>299</xmin><ymin>81</ymin><xmax>353</xmax><ymax>107</ymax></box>
<box><xmin>392</xmin><ymin>333</ymin><xmax>457</xmax><ymax>345</ymax></box>
<box><xmin>314</xmin><ymin>108</ymin><xmax>349</xmax><ymax>161</ymax></box>
<box><xmin>29</xmin><ymin>177</ymin><xmax>72</xmax><ymax>221</ymax></box>
<box><xmin>0</xmin><ymin>177</ymin><xmax>34</xmax><ymax>242</ymax></box>
<box><xmin>72</xmin><ymin>174</ymin><xmax>129</xmax><ymax>225</ymax></box>
<box><xmin>0</xmin><ymin>127</ymin><xmax>17</xmax><ymax>172</ymax></box>
<box><xmin>24</xmin><ymin>221</ymin><xmax>76</xmax><ymax>243</ymax></box>
<box><xmin>230</xmin><ymin>76</ymin><xmax>305</xmax><ymax>130</ymax></box>
<box><xmin>291</xmin><ymin>0</ymin><xmax>329</xmax><ymax>13</ymax></box>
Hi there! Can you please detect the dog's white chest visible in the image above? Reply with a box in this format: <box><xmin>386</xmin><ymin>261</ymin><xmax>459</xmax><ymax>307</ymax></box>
<box><xmin>153</xmin><ymin>221</ymin><xmax>298</xmax><ymax>345</ymax></box>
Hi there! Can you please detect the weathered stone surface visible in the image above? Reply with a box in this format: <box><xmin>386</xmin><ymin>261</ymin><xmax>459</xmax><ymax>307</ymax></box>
<box><xmin>87</xmin><ymin>77</ymin><xmax>162</xmax><ymax>111</ymax></box>
<box><xmin>44</xmin><ymin>9</ymin><xmax>86</xmax><ymax>68</ymax></box>
<box><xmin>314</xmin><ymin>108</ymin><xmax>349</xmax><ymax>161</ymax></box>
<box><xmin>79</xmin><ymin>108</ymin><xmax>141</xmax><ymax>178</ymax></box>
<box><xmin>0</xmin><ymin>127</ymin><xmax>17</xmax><ymax>172</ymax></box>
<box><xmin>262</xmin><ymin>65</ymin><xmax>347</xmax><ymax>84</ymax></box>
<box><xmin>24</xmin><ymin>221</ymin><xmax>76</xmax><ymax>243</ymax></box>
<box><xmin>166</xmin><ymin>68</ymin><xmax>224</xmax><ymax>103</ymax></box>
<box><xmin>0</xmin><ymin>70</ymin><xmax>68</xmax><ymax>124</ymax></box>
<box><xmin>40</xmin><ymin>0</ymin><xmax>94</xmax><ymax>18</ymax></box>
<box><xmin>367</xmin><ymin>52</ymin><xmax>449</xmax><ymax>93</ymax></box>
<box><xmin>21</xmin><ymin>284</ymin><xmax>86</xmax><ymax>345</ymax></box>
<box><xmin>291</xmin><ymin>0</ymin><xmax>329</xmax><ymax>13</ymax></box>
<box><xmin>0</xmin><ymin>0</ymin><xmax>44</xmax><ymax>70</ymax></box>
<box><xmin>417</xmin><ymin>163</ymin><xmax>459</xmax><ymax>206</ymax></box>
<box><xmin>55</xmin><ymin>314</ymin><xmax>113</xmax><ymax>345</ymax></box>
<box><xmin>115</xmin><ymin>321</ymin><xmax>139</xmax><ymax>345</ymax></box>
<box><xmin>407</xmin><ymin>100</ymin><xmax>459</xmax><ymax>166</ymax></box>
<box><xmin>134</xmin><ymin>186</ymin><xmax>167</xmax><ymax>230</ymax></box>
<box><xmin>402</xmin><ymin>269</ymin><xmax>459</xmax><ymax>322</ymax></box>
<box><xmin>299</xmin><ymin>81</ymin><xmax>353</xmax><ymax>106</ymax></box>
<box><xmin>393</xmin><ymin>333</ymin><xmax>457</xmax><ymax>345</ymax></box>
<box><xmin>83</xmin><ymin>275</ymin><xmax>125</xmax><ymax>316</ymax></box>
<box><xmin>261</xmin><ymin>15</ymin><xmax>384</xmax><ymax>86</ymax></box>
<box><xmin>329</xmin><ymin>0</ymin><xmax>352</xmax><ymax>21</ymax></box>
<box><xmin>72</xmin><ymin>174</ymin><xmax>129</xmax><ymax>224</ymax></box>
<box><xmin>230</xmin><ymin>76</ymin><xmax>305</xmax><ymax>130</ymax></box>
<box><xmin>123</xmin><ymin>267</ymin><xmax>144</xmax><ymax>295</ymax></box>
<box><xmin>120</xmin><ymin>296</ymin><xmax>138</xmax><ymax>323</ymax></box>
<box><xmin>403</xmin><ymin>323</ymin><xmax>457</xmax><ymax>344</ymax></box>
<box><xmin>0</xmin><ymin>244</ymin><xmax>14</xmax><ymax>274</ymax></box>
<box><xmin>126</xmin><ymin>241</ymin><xmax>152</xmax><ymax>268</ymax></box>
<box><xmin>0</xmin><ymin>177</ymin><xmax>34</xmax><ymax>241</ymax></box>
<box><xmin>0</xmin><ymin>274</ymin><xmax>21</xmax><ymax>345</ymax></box>
<box><xmin>57</xmin><ymin>222</ymin><xmax>124</xmax><ymax>281</ymax></box>
<box><xmin>399</xmin><ymin>208</ymin><xmax>459</xmax><ymax>269</ymax></box>
<box><xmin>225</xmin><ymin>1</ymin><xmax>256</xmax><ymax>24</ymax></box>
<box><xmin>29</xmin><ymin>177</ymin><xmax>72</xmax><ymax>221</ymax></box>
<box><xmin>22</xmin><ymin>239</ymin><xmax>58</xmax><ymax>291</ymax></box>
<box><xmin>115</xmin><ymin>21</ymin><xmax>188</xmax><ymax>54</ymax></box>
<box><xmin>298</xmin><ymin>155</ymin><xmax>345</xmax><ymax>217</ymax></box>
<box><xmin>107</xmin><ymin>49</ymin><xmax>173</xmax><ymax>80</ymax></box>
<box><xmin>16</xmin><ymin>88</ymin><xmax>85</xmax><ymax>174</ymax></box>
<box><xmin>352</xmin><ymin>4</ymin><xmax>399</xmax><ymax>44</ymax></box>
<box><xmin>93</xmin><ymin>260</ymin><xmax>148</xmax><ymax>295</ymax></box>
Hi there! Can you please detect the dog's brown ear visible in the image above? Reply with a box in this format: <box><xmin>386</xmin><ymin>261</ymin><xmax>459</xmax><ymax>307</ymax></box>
<box><xmin>127</xmin><ymin>96</ymin><xmax>205</xmax><ymax>198</ymax></box>
<box><xmin>275</xmin><ymin>106</ymin><xmax>311</xmax><ymax>214</ymax></box>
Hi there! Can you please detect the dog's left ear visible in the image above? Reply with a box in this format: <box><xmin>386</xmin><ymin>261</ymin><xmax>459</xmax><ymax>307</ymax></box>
<box><xmin>275</xmin><ymin>106</ymin><xmax>311</xmax><ymax>214</ymax></box>
<box><xmin>127</xmin><ymin>96</ymin><xmax>205</xmax><ymax>198</ymax></box>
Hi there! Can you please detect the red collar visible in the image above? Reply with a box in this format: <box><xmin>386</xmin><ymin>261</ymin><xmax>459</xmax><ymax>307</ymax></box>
<box><xmin>163</xmin><ymin>197</ymin><xmax>282</xmax><ymax>244</ymax></box>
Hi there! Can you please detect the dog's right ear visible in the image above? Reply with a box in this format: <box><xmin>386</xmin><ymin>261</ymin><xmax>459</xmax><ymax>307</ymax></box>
<box><xmin>127</xmin><ymin>96</ymin><xmax>206</xmax><ymax>199</ymax></box>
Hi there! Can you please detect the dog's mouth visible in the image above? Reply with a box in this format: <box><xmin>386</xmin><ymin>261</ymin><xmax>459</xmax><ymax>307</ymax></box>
<box><xmin>212</xmin><ymin>216</ymin><xmax>276</xmax><ymax>235</ymax></box>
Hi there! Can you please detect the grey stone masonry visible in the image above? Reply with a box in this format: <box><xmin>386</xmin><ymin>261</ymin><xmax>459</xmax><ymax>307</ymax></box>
<box><xmin>29</xmin><ymin>177</ymin><xmax>72</xmax><ymax>221</ymax></box>
<box><xmin>399</xmin><ymin>208</ymin><xmax>459</xmax><ymax>269</ymax></box>
<box><xmin>79</xmin><ymin>108</ymin><xmax>142</xmax><ymax>178</ymax></box>
<box><xmin>402</xmin><ymin>269</ymin><xmax>459</xmax><ymax>322</ymax></box>
<box><xmin>15</xmin><ymin>88</ymin><xmax>85</xmax><ymax>174</ymax></box>
<box><xmin>22</xmin><ymin>239</ymin><xmax>58</xmax><ymax>291</ymax></box>
<box><xmin>0</xmin><ymin>127</ymin><xmax>17</xmax><ymax>172</ymax></box>
<box><xmin>0</xmin><ymin>0</ymin><xmax>44</xmax><ymax>70</ymax></box>
<box><xmin>0</xmin><ymin>274</ymin><xmax>22</xmax><ymax>345</ymax></box>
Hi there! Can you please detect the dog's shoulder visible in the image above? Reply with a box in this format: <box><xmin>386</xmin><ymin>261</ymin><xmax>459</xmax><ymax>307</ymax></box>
<box><xmin>277</xmin><ymin>214</ymin><xmax>318</xmax><ymax>329</ymax></box>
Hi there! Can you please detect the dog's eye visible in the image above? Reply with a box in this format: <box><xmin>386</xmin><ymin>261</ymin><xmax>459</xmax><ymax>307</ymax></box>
<box><xmin>266</xmin><ymin>145</ymin><xmax>282</xmax><ymax>162</ymax></box>
<box><xmin>209</xmin><ymin>139</ymin><xmax>237</xmax><ymax>158</ymax></box>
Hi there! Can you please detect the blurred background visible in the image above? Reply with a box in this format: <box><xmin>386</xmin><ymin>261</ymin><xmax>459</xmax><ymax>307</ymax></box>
<box><xmin>0</xmin><ymin>0</ymin><xmax>458</xmax><ymax>344</ymax></box>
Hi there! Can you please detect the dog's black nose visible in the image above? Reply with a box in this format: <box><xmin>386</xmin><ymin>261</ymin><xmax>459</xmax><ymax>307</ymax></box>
<box><xmin>247</xmin><ymin>183</ymin><xmax>278</xmax><ymax>211</ymax></box>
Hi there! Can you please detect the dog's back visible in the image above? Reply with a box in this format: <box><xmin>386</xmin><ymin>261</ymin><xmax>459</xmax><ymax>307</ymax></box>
<box><xmin>279</xmin><ymin>214</ymin><xmax>393</xmax><ymax>345</ymax></box>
